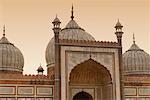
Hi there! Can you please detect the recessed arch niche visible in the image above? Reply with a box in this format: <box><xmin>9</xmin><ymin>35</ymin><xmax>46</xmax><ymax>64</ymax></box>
<box><xmin>69</xmin><ymin>58</ymin><xmax>113</xmax><ymax>100</ymax></box>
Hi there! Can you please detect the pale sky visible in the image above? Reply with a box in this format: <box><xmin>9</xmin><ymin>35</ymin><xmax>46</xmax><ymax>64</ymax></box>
<box><xmin>0</xmin><ymin>0</ymin><xmax>149</xmax><ymax>74</ymax></box>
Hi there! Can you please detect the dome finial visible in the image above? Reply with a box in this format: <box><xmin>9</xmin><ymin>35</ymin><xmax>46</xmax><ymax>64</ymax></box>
<box><xmin>115</xmin><ymin>19</ymin><xmax>122</xmax><ymax>27</ymax></box>
<box><xmin>117</xmin><ymin>18</ymin><xmax>119</xmax><ymax>22</ymax></box>
<box><xmin>133</xmin><ymin>33</ymin><xmax>135</xmax><ymax>44</ymax></box>
<box><xmin>71</xmin><ymin>4</ymin><xmax>74</xmax><ymax>20</ymax></box>
<box><xmin>3</xmin><ymin>25</ymin><xmax>5</xmax><ymax>37</ymax></box>
<box><xmin>56</xmin><ymin>14</ymin><xmax>57</xmax><ymax>18</ymax></box>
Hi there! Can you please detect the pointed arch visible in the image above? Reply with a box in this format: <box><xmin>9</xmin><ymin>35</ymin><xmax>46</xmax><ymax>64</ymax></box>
<box><xmin>69</xmin><ymin>58</ymin><xmax>112</xmax><ymax>85</ymax></box>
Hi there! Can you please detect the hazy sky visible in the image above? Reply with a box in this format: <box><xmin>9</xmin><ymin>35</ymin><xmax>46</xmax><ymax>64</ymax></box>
<box><xmin>0</xmin><ymin>0</ymin><xmax>149</xmax><ymax>74</ymax></box>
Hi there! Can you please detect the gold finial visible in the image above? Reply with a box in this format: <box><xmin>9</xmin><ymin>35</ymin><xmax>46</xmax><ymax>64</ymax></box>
<box><xmin>71</xmin><ymin>4</ymin><xmax>74</xmax><ymax>20</ymax></box>
<box><xmin>133</xmin><ymin>33</ymin><xmax>135</xmax><ymax>44</ymax></box>
<box><xmin>3</xmin><ymin>25</ymin><xmax>5</xmax><ymax>37</ymax></box>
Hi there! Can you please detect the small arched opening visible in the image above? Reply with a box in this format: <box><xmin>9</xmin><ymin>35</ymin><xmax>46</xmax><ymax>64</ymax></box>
<box><xmin>73</xmin><ymin>91</ymin><xmax>93</xmax><ymax>100</ymax></box>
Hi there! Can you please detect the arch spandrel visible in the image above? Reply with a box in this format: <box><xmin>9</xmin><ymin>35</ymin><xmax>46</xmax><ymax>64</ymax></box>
<box><xmin>66</xmin><ymin>52</ymin><xmax>114</xmax><ymax>82</ymax></box>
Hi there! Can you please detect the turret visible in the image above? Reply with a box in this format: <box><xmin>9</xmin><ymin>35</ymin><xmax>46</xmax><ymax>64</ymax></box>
<box><xmin>37</xmin><ymin>64</ymin><xmax>44</xmax><ymax>75</ymax></box>
<box><xmin>52</xmin><ymin>15</ymin><xmax>61</xmax><ymax>43</ymax></box>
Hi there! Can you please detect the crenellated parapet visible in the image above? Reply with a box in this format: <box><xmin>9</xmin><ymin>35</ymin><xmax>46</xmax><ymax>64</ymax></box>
<box><xmin>0</xmin><ymin>73</ymin><xmax>52</xmax><ymax>79</ymax></box>
<box><xmin>0</xmin><ymin>73</ymin><xmax>54</xmax><ymax>85</ymax></box>
<box><xmin>59</xmin><ymin>39</ymin><xmax>120</xmax><ymax>48</ymax></box>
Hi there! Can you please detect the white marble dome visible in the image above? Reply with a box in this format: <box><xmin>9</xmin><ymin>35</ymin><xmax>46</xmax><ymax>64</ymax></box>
<box><xmin>45</xmin><ymin>19</ymin><xmax>95</xmax><ymax>67</ymax></box>
<box><xmin>0</xmin><ymin>36</ymin><xmax>24</xmax><ymax>72</ymax></box>
<box><xmin>123</xmin><ymin>43</ymin><xmax>150</xmax><ymax>75</ymax></box>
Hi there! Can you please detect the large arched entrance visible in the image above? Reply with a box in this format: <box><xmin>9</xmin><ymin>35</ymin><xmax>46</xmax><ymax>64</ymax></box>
<box><xmin>73</xmin><ymin>91</ymin><xmax>93</xmax><ymax>100</ymax></box>
<box><xmin>69</xmin><ymin>58</ymin><xmax>112</xmax><ymax>100</ymax></box>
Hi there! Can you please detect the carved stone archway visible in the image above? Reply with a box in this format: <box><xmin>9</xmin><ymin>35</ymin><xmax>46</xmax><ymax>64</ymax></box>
<box><xmin>69</xmin><ymin>58</ymin><xmax>113</xmax><ymax>100</ymax></box>
<box><xmin>69</xmin><ymin>58</ymin><xmax>112</xmax><ymax>85</ymax></box>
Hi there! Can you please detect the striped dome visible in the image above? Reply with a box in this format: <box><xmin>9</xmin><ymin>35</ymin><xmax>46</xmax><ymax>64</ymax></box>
<box><xmin>60</xmin><ymin>20</ymin><xmax>95</xmax><ymax>40</ymax></box>
<box><xmin>123</xmin><ymin>43</ymin><xmax>150</xmax><ymax>75</ymax></box>
<box><xmin>0</xmin><ymin>36</ymin><xmax>24</xmax><ymax>73</ymax></box>
<box><xmin>45</xmin><ymin>19</ymin><xmax>95</xmax><ymax>67</ymax></box>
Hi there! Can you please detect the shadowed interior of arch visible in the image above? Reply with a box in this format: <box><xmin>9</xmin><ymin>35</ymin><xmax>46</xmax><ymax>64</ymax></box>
<box><xmin>73</xmin><ymin>91</ymin><xmax>93</xmax><ymax>100</ymax></box>
<box><xmin>69</xmin><ymin>58</ymin><xmax>112</xmax><ymax>85</ymax></box>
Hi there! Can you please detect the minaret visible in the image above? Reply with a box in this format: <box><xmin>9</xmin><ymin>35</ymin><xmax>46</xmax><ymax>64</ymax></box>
<box><xmin>115</xmin><ymin>19</ymin><xmax>123</xmax><ymax>46</ymax></box>
<box><xmin>52</xmin><ymin>15</ymin><xmax>61</xmax><ymax>100</ymax></box>
<box><xmin>115</xmin><ymin>20</ymin><xmax>124</xmax><ymax>100</ymax></box>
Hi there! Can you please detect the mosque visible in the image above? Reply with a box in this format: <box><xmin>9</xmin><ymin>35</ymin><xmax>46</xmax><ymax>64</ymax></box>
<box><xmin>0</xmin><ymin>6</ymin><xmax>150</xmax><ymax>100</ymax></box>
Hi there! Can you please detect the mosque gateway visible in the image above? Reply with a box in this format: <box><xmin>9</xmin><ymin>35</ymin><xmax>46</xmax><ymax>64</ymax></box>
<box><xmin>0</xmin><ymin>6</ymin><xmax>150</xmax><ymax>100</ymax></box>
